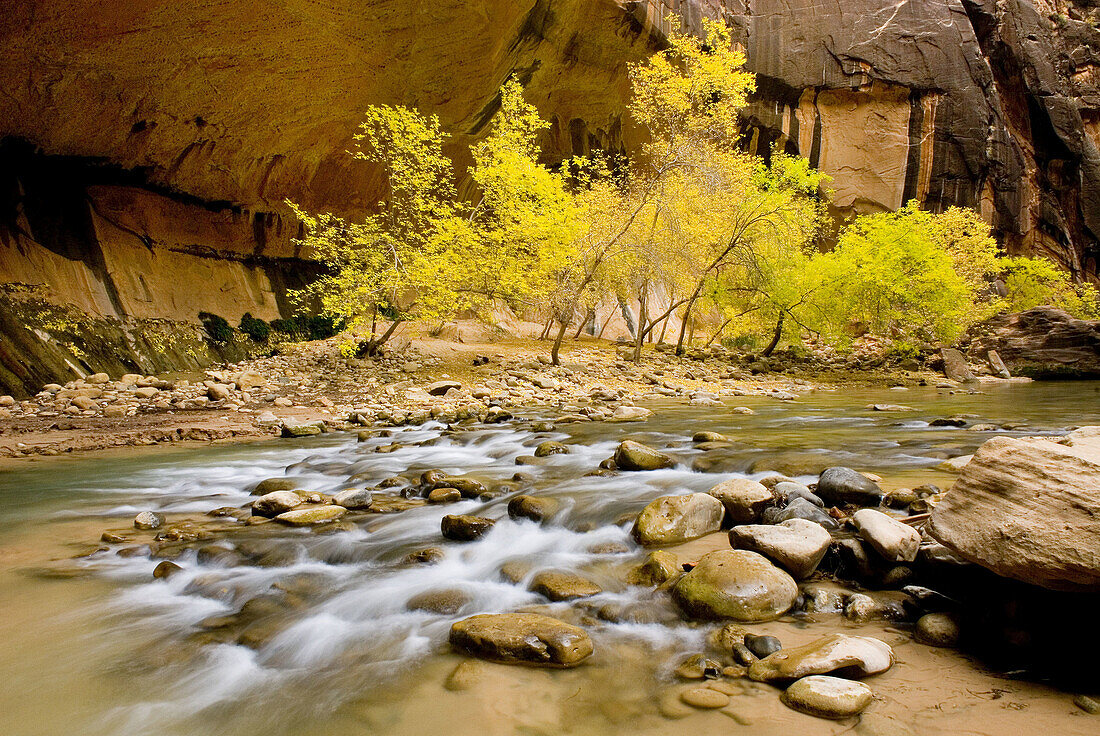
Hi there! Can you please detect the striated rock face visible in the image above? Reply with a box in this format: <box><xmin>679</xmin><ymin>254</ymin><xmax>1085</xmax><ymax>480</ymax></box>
<box><xmin>965</xmin><ymin>306</ymin><xmax>1100</xmax><ymax>377</ymax></box>
<box><xmin>928</xmin><ymin>432</ymin><xmax>1100</xmax><ymax>592</ymax></box>
<box><xmin>1</xmin><ymin>0</ymin><xmax>1098</xmax><ymax>391</ymax></box>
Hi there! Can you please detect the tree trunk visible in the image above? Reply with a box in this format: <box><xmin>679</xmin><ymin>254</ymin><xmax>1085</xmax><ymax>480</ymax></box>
<box><xmin>762</xmin><ymin>312</ymin><xmax>785</xmax><ymax>357</ymax></box>
<box><xmin>366</xmin><ymin>319</ymin><xmax>403</xmax><ymax>356</ymax></box>
<box><xmin>632</xmin><ymin>282</ymin><xmax>649</xmax><ymax>362</ymax></box>
<box><xmin>595</xmin><ymin>311</ymin><xmax>615</xmax><ymax>340</ymax></box>
<box><xmin>572</xmin><ymin>307</ymin><xmax>594</xmax><ymax>340</ymax></box>
<box><xmin>539</xmin><ymin>318</ymin><xmax>554</xmax><ymax>341</ymax></box>
<box><xmin>704</xmin><ymin>318</ymin><xmax>732</xmax><ymax>348</ymax></box>
<box><xmin>550</xmin><ymin>319</ymin><xmax>570</xmax><ymax>366</ymax></box>
<box><xmin>675</xmin><ymin>286</ymin><xmax>704</xmax><ymax>356</ymax></box>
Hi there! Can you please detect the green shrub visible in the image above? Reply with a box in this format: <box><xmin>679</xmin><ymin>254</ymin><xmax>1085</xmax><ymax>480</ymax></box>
<box><xmin>198</xmin><ymin>312</ymin><xmax>233</xmax><ymax>344</ymax></box>
<box><xmin>268</xmin><ymin>314</ymin><xmax>345</xmax><ymax>342</ymax></box>
<box><xmin>239</xmin><ymin>312</ymin><xmax>271</xmax><ymax>343</ymax></box>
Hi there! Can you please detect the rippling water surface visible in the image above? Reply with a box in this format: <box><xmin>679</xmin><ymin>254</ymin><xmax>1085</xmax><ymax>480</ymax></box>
<box><xmin>3</xmin><ymin>380</ymin><xmax>1099</xmax><ymax>736</ymax></box>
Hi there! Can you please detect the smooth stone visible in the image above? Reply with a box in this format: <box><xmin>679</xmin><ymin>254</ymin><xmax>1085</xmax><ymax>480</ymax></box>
<box><xmin>748</xmin><ymin>633</ymin><xmax>895</xmax><ymax>682</ymax></box>
<box><xmin>406</xmin><ymin>589</ymin><xmax>472</xmax><ymax>614</ymax></box>
<box><xmin>693</xmin><ymin>431</ymin><xmax>729</xmax><ymax>443</ymax></box>
<box><xmin>707</xmin><ymin>478</ymin><xmax>774</xmax><ymax>523</ymax></box>
<box><xmin>773</xmin><ymin>481</ymin><xmax>824</xmax><ymax>507</ymax></box>
<box><xmin>626</xmin><ymin>550</ymin><xmax>681</xmax><ymax>586</ymax></box>
<box><xmin>674</xmin><ymin>653</ymin><xmax>723</xmax><ymax>679</ymax></box>
<box><xmin>428</xmin><ymin>487</ymin><xmax>462</xmax><ymax>504</ymax></box>
<box><xmin>281</xmin><ymin>422</ymin><xmax>323</xmax><ymax>438</ymax></box>
<box><xmin>852</xmin><ymin>509</ymin><xmax>921</xmax><ymax>563</ymax></box>
<box><xmin>534</xmin><ymin>441</ymin><xmax>568</xmax><ymax>457</ymax></box>
<box><xmin>614</xmin><ymin>440</ymin><xmax>674</xmax><ymax>470</ymax></box>
<box><xmin>914</xmin><ymin>613</ymin><xmax>961</xmax><ymax>647</ymax></box>
<box><xmin>608</xmin><ymin>406</ymin><xmax>653</xmax><ymax>423</ymax></box>
<box><xmin>728</xmin><ymin>518</ymin><xmax>832</xmax><ymax>579</ymax></box>
<box><xmin>252</xmin><ymin>478</ymin><xmax>305</xmax><ymax>495</ymax></box>
<box><xmin>507</xmin><ymin>495</ymin><xmax>560</xmax><ymax>523</ymax></box>
<box><xmin>744</xmin><ymin>634</ymin><xmax>782</xmax><ymax>658</ymax></box>
<box><xmin>153</xmin><ymin>560</ymin><xmax>182</xmax><ymax>579</ymax></box>
<box><xmin>441</xmin><ymin>514</ymin><xmax>495</xmax><ymax>541</ymax></box>
<box><xmin>332</xmin><ymin>488</ymin><xmax>374</xmax><ymax>509</ymax></box>
<box><xmin>427</xmin><ymin>380</ymin><xmax>461</xmax><ymax>396</ymax></box>
<box><xmin>672</xmin><ymin>550</ymin><xmax>798</xmax><ymax>622</ymax></box>
<box><xmin>274</xmin><ymin>506</ymin><xmax>347</xmax><ymax>526</ymax></box>
<box><xmin>632</xmin><ymin>493</ymin><xmax>725</xmax><ymax>546</ymax></box>
<box><xmin>680</xmin><ymin>687</ymin><xmax>729</xmax><ymax>709</ymax></box>
<box><xmin>133</xmin><ymin>511</ymin><xmax>164</xmax><ymax>530</ymax></box>
<box><xmin>782</xmin><ymin>675</ymin><xmax>874</xmax><ymax>719</ymax></box>
<box><xmin>251</xmin><ymin>491</ymin><xmax>303</xmax><ymax>517</ymax></box>
<box><xmin>770</xmin><ymin>498</ymin><xmax>840</xmax><ymax>530</ymax></box>
<box><xmin>815</xmin><ymin>467</ymin><xmax>883</xmax><ymax>506</ymax></box>
<box><xmin>529</xmin><ymin>570</ymin><xmax>602</xmax><ymax>601</ymax></box>
<box><xmin>449</xmin><ymin>613</ymin><xmax>593</xmax><ymax>667</ymax></box>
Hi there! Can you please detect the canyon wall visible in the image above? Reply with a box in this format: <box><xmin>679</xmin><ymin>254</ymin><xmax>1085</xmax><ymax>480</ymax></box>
<box><xmin>0</xmin><ymin>0</ymin><xmax>1098</xmax><ymax>392</ymax></box>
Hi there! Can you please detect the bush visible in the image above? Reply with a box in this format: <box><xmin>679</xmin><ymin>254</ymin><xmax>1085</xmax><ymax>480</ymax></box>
<box><xmin>239</xmin><ymin>312</ymin><xmax>271</xmax><ymax>343</ymax></box>
<box><xmin>268</xmin><ymin>314</ymin><xmax>346</xmax><ymax>342</ymax></box>
<box><xmin>198</xmin><ymin>312</ymin><xmax>233</xmax><ymax>344</ymax></box>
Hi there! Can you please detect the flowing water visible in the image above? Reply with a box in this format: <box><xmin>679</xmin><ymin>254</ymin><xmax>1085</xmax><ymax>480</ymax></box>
<box><xmin>3</xmin><ymin>381</ymin><xmax>1100</xmax><ymax>736</ymax></box>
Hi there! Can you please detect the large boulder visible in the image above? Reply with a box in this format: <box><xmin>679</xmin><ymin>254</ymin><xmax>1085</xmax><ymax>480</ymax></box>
<box><xmin>966</xmin><ymin>307</ymin><xmax>1100</xmax><ymax>378</ymax></box>
<box><xmin>748</xmin><ymin>633</ymin><xmax>895</xmax><ymax>682</ymax></box>
<box><xmin>940</xmin><ymin>347</ymin><xmax>976</xmax><ymax>382</ymax></box>
<box><xmin>449</xmin><ymin>613</ymin><xmax>593</xmax><ymax>667</ymax></box>
<box><xmin>632</xmin><ymin>493</ymin><xmax>725</xmax><ymax>546</ymax></box>
<box><xmin>728</xmin><ymin>518</ymin><xmax>832</xmax><ymax>579</ymax></box>
<box><xmin>928</xmin><ymin>432</ymin><xmax>1100</xmax><ymax>591</ymax></box>
<box><xmin>707</xmin><ymin>478</ymin><xmax>774</xmax><ymax>523</ymax></box>
<box><xmin>671</xmin><ymin>550</ymin><xmax>798</xmax><ymax>622</ymax></box>
<box><xmin>815</xmin><ymin>467</ymin><xmax>882</xmax><ymax>506</ymax></box>
<box><xmin>614</xmin><ymin>440</ymin><xmax>674</xmax><ymax>470</ymax></box>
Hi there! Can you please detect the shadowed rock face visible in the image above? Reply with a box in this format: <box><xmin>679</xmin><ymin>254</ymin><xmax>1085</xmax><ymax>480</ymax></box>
<box><xmin>0</xmin><ymin>0</ymin><xmax>1097</xmax><ymax>389</ymax></box>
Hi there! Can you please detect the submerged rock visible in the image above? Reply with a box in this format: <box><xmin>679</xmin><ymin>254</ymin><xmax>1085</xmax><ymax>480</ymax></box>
<box><xmin>441</xmin><ymin>514</ymin><xmax>496</xmax><ymax>541</ymax></box>
<box><xmin>815</xmin><ymin>467</ymin><xmax>883</xmax><ymax>506</ymax></box>
<box><xmin>707</xmin><ymin>478</ymin><xmax>773</xmax><ymax>523</ymax></box>
<box><xmin>627</xmin><ymin>550</ymin><xmax>681</xmax><ymax>586</ymax></box>
<box><xmin>534</xmin><ymin>440</ymin><xmax>568</xmax><ymax>457</ymax></box>
<box><xmin>614</xmin><ymin>440</ymin><xmax>674</xmax><ymax>470</ymax></box>
<box><xmin>449</xmin><ymin>613</ymin><xmax>593</xmax><ymax>667</ymax></box>
<box><xmin>672</xmin><ymin>549</ymin><xmax>798</xmax><ymax>622</ymax></box>
<box><xmin>406</xmin><ymin>589</ymin><xmax>472</xmax><ymax>614</ymax></box>
<box><xmin>852</xmin><ymin>509</ymin><xmax>921</xmax><ymax>563</ymax></box>
<box><xmin>748</xmin><ymin>633</ymin><xmax>894</xmax><ymax>682</ymax></box>
<box><xmin>632</xmin><ymin>493</ymin><xmax>725</xmax><ymax>546</ymax></box>
<box><xmin>782</xmin><ymin>675</ymin><xmax>874</xmax><ymax>719</ymax></box>
<box><xmin>608</xmin><ymin>406</ymin><xmax>653</xmax><ymax>423</ymax></box>
<box><xmin>507</xmin><ymin>495</ymin><xmax>560</xmax><ymax>523</ymax></box>
<box><xmin>252</xmin><ymin>478</ymin><xmax>304</xmax><ymax>496</ymax></box>
<box><xmin>529</xmin><ymin>570</ymin><xmax>602</xmax><ymax>601</ymax></box>
<box><xmin>728</xmin><ymin>518</ymin><xmax>832</xmax><ymax>579</ymax></box>
<box><xmin>928</xmin><ymin>432</ymin><xmax>1100</xmax><ymax>591</ymax></box>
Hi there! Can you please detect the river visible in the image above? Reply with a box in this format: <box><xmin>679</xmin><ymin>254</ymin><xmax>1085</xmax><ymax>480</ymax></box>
<box><xmin>2</xmin><ymin>380</ymin><xmax>1099</xmax><ymax>736</ymax></box>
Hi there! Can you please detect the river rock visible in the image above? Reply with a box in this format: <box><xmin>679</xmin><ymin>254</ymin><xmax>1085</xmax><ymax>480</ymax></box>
<box><xmin>748</xmin><ymin>633</ymin><xmax>895</xmax><ymax>682</ymax></box>
<box><xmin>728</xmin><ymin>518</ymin><xmax>832</xmax><ymax>579</ymax></box>
<box><xmin>133</xmin><ymin>511</ymin><xmax>164</xmax><ymax>530</ymax></box>
<box><xmin>614</xmin><ymin>440</ymin><xmax>673</xmax><ymax>470</ymax></box>
<box><xmin>627</xmin><ymin>550</ymin><xmax>681</xmax><ymax>586</ymax></box>
<box><xmin>407</xmin><ymin>588</ymin><xmax>472</xmax><ymax>614</ymax></box>
<box><xmin>441</xmin><ymin>514</ymin><xmax>496</xmax><ymax>541</ymax></box>
<box><xmin>609</xmin><ymin>406</ymin><xmax>653</xmax><ymax>422</ymax></box>
<box><xmin>275</xmin><ymin>506</ymin><xmax>346</xmax><ymax>526</ymax></box>
<box><xmin>745</xmin><ymin>634</ymin><xmax>782</xmax><ymax>658</ymax></box>
<box><xmin>773</xmin><ymin>481</ymin><xmax>824</xmax><ymax>507</ymax></box>
<box><xmin>852</xmin><ymin>509</ymin><xmax>921</xmax><ymax>563</ymax></box>
<box><xmin>928</xmin><ymin>433</ymin><xmax>1100</xmax><ymax>591</ymax></box>
<box><xmin>707</xmin><ymin>478</ymin><xmax>773</xmax><ymax>523</ymax></box>
<box><xmin>693</xmin><ymin>431</ymin><xmax>728</xmax><ymax>443</ymax></box>
<box><xmin>281</xmin><ymin>422</ymin><xmax>323</xmax><ymax>438</ymax></box>
<box><xmin>252</xmin><ymin>477</ymin><xmax>304</xmax><ymax>495</ymax></box>
<box><xmin>449</xmin><ymin>613</ymin><xmax>593</xmax><ymax>667</ymax></box>
<box><xmin>782</xmin><ymin>675</ymin><xmax>874</xmax><ymax>719</ymax></box>
<box><xmin>428</xmin><ymin>487</ymin><xmax>462</xmax><ymax>504</ymax></box>
<box><xmin>671</xmin><ymin>550</ymin><xmax>798</xmax><ymax>621</ymax></box>
<box><xmin>332</xmin><ymin>488</ymin><xmax>374</xmax><ymax>510</ymax></box>
<box><xmin>769</xmin><ymin>498</ymin><xmax>840</xmax><ymax>530</ymax></box>
<box><xmin>153</xmin><ymin>560</ymin><xmax>182</xmax><ymax>579</ymax></box>
<box><xmin>252</xmin><ymin>491</ymin><xmax>303</xmax><ymax>517</ymax></box>
<box><xmin>507</xmin><ymin>495</ymin><xmax>559</xmax><ymax>523</ymax></box>
<box><xmin>534</xmin><ymin>441</ymin><xmax>568</xmax><ymax>457</ymax></box>
<box><xmin>680</xmin><ymin>688</ymin><xmax>729</xmax><ymax>709</ymax></box>
<box><xmin>815</xmin><ymin>467</ymin><xmax>883</xmax><ymax>506</ymax></box>
<box><xmin>427</xmin><ymin>379</ymin><xmax>461</xmax><ymax>396</ymax></box>
<box><xmin>941</xmin><ymin>347</ymin><xmax>976</xmax><ymax>382</ymax></box>
<box><xmin>529</xmin><ymin>570</ymin><xmax>602</xmax><ymax>601</ymax></box>
<box><xmin>632</xmin><ymin>493</ymin><xmax>725</xmax><ymax>546</ymax></box>
<box><xmin>915</xmin><ymin>612</ymin><xmax>960</xmax><ymax>647</ymax></box>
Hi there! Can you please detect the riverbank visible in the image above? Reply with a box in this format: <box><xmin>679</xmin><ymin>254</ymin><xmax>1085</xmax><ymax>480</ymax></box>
<box><xmin>0</xmin><ymin>329</ymin><xmax>996</xmax><ymax>468</ymax></box>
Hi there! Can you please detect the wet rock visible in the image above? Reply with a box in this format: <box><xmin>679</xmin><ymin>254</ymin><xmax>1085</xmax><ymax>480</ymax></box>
<box><xmin>680</xmin><ymin>687</ymin><xmax>728</xmax><ymax>709</ymax></box>
<box><xmin>745</xmin><ymin>634</ymin><xmax>782</xmax><ymax>658</ymax></box>
<box><xmin>815</xmin><ymin>467</ymin><xmax>883</xmax><ymax>506</ymax></box>
<box><xmin>632</xmin><ymin>493</ymin><xmax>725</xmax><ymax>546</ymax></box>
<box><xmin>692</xmin><ymin>431</ymin><xmax>728</xmax><ymax>443</ymax></box>
<box><xmin>968</xmin><ymin>308</ymin><xmax>1100</xmax><ymax>378</ymax></box>
<box><xmin>507</xmin><ymin>495</ymin><xmax>559</xmax><ymax>523</ymax></box>
<box><xmin>406</xmin><ymin>588</ymin><xmax>472</xmax><ymax>614</ymax></box>
<box><xmin>196</xmin><ymin>545</ymin><xmax>245</xmax><ymax>567</ymax></box>
<box><xmin>843</xmin><ymin>593</ymin><xmax>879</xmax><ymax>622</ymax></box>
<box><xmin>274</xmin><ymin>506</ymin><xmax>347</xmax><ymax>526</ymax></box>
<box><xmin>133</xmin><ymin>511</ymin><xmax>164</xmax><ymax>530</ymax></box>
<box><xmin>534</xmin><ymin>441</ymin><xmax>568</xmax><ymax>457</ymax></box>
<box><xmin>729</xmin><ymin>518</ymin><xmax>832</xmax><ymax>579</ymax></box>
<box><xmin>674</xmin><ymin>653</ymin><xmax>723</xmax><ymax>679</ymax></box>
<box><xmin>101</xmin><ymin>531</ymin><xmax>127</xmax><ymax>543</ymax></box>
<box><xmin>936</xmin><ymin>454</ymin><xmax>973</xmax><ymax>472</ymax></box>
<box><xmin>609</xmin><ymin>406</ymin><xmax>653</xmax><ymax>422</ymax></box>
<box><xmin>332</xmin><ymin>488</ymin><xmax>373</xmax><ymax>510</ymax></box>
<box><xmin>404</xmin><ymin>547</ymin><xmax>445</xmax><ymax>565</ymax></box>
<box><xmin>671</xmin><ymin>549</ymin><xmax>798</xmax><ymax>622</ymax></box>
<box><xmin>706</xmin><ymin>478</ymin><xmax>773</xmax><ymax>523</ymax></box>
<box><xmin>853</xmin><ymin>509</ymin><xmax>921</xmax><ymax>563</ymax></box>
<box><xmin>281</xmin><ymin>422</ymin><xmax>323</xmax><ymax>438</ymax></box>
<box><xmin>252</xmin><ymin>478</ymin><xmax>305</xmax><ymax>495</ymax></box>
<box><xmin>749</xmin><ymin>453</ymin><xmax>833</xmax><ymax>477</ymax></box>
<box><xmin>152</xmin><ymin>560</ymin><xmax>182</xmax><ymax>579</ymax></box>
<box><xmin>441</xmin><ymin>514</ymin><xmax>496</xmax><ymax>541</ymax></box>
<box><xmin>449</xmin><ymin>613</ymin><xmax>593</xmax><ymax>667</ymax></box>
<box><xmin>1074</xmin><ymin>694</ymin><xmax>1100</xmax><ymax>714</ymax></box>
<box><xmin>769</xmin><ymin>498</ymin><xmax>840</xmax><ymax>530</ymax></box>
<box><xmin>928</xmin><ymin>432</ymin><xmax>1100</xmax><ymax>591</ymax></box>
<box><xmin>529</xmin><ymin>570</ymin><xmax>602</xmax><ymax>601</ymax></box>
<box><xmin>627</xmin><ymin>550</ymin><xmax>681</xmax><ymax>586</ymax></box>
<box><xmin>782</xmin><ymin>675</ymin><xmax>873</xmax><ymax>719</ymax></box>
<box><xmin>614</xmin><ymin>440</ymin><xmax>674</xmax><ymax>471</ymax></box>
<box><xmin>773</xmin><ymin>481</ymin><xmax>824</xmax><ymax>507</ymax></box>
<box><xmin>432</xmin><ymin>477</ymin><xmax>487</xmax><ymax>499</ymax></box>
<box><xmin>428</xmin><ymin>487</ymin><xmax>462</xmax><ymax>504</ymax></box>
<box><xmin>915</xmin><ymin>612</ymin><xmax>960</xmax><ymax>647</ymax></box>
<box><xmin>251</xmin><ymin>490</ymin><xmax>303</xmax><ymax>517</ymax></box>
<box><xmin>941</xmin><ymin>347</ymin><xmax>976</xmax><ymax>382</ymax></box>
<box><xmin>929</xmin><ymin>417</ymin><xmax>967</xmax><ymax>427</ymax></box>
<box><xmin>748</xmin><ymin>633</ymin><xmax>895</xmax><ymax>682</ymax></box>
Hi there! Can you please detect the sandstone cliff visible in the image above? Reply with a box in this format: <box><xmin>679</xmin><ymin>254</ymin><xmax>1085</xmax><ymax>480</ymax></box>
<box><xmin>1</xmin><ymin>0</ymin><xmax>1098</xmax><ymax>392</ymax></box>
